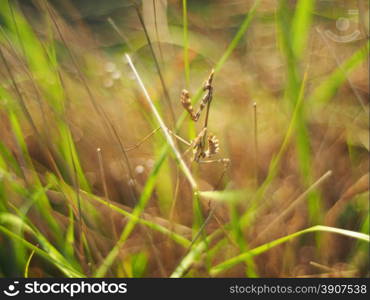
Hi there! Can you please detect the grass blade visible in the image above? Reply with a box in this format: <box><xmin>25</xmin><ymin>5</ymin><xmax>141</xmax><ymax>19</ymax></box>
<box><xmin>291</xmin><ymin>0</ymin><xmax>315</xmax><ymax>59</ymax></box>
<box><xmin>88</xmin><ymin>192</ymin><xmax>191</xmax><ymax>248</ymax></box>
<box><xmin>0</xmin><ymin>213</ymin><xmax>84</xmax><ymax>277</ymax></box>
<box><xmin>210</xmin><ymin>225</ymin><xmax>370</xmax><ymax>276</ymax></box>
<box><xmin>125</xmin><ymin>53</ymin><xmax>198</xmax><ymax>191</ymax></box>
<box><xmin>171</xmin><ymin>229</ymin><xmax>222</xmax><ymax>278</ymax></box>
<box><xmin>308</xmin><ymin>39</ymin><xmax>369</xmax><ymax>106</ymax></box>
<box><xmin>182</xmin><ymin>0</ymin><xmax>190</xmax><ymax>87</ymax></box>
<box><xmin>24</xmin><ymin>249</ymin><xmax>36</xmax><ymax>278</ymax></box>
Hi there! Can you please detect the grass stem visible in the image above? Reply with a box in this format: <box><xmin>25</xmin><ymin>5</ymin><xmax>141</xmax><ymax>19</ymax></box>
<box><xmin>125</xmin><ymin>53</ymin><xmax>198</xmax><ymax>191</ymax></box>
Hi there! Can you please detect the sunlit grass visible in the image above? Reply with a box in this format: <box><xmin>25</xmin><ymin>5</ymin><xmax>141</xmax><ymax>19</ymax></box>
<box><xmin>0</xmin><ymin>0</ymin><xmax>368</xmax><ymax>278</ymax></box>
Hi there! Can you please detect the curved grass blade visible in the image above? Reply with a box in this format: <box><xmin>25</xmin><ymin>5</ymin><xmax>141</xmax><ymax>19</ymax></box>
<box><xmin>210</xmin><ymin>225</ymin><xmax>370</xmax><ymax>276</ymax></box>
<box><xmin>171</xmin><ymin>229</ymin><xmax>222</xmax><ymax>278</ymax></box>
<box><xmin>88</xmin><ymin>192</ymin><xmax>191</xmax><ymax>248</ymax></box>
<box><xmin>24</xmin><ymin>249</ymin><xmax>36</xmax><ymax>278</ymax></box>
<box><xmin>0</xmin><ymin>223</ymin><xmax>84</xmax><ymax>277</ymax></box>
<box><xmin>308</xmin><ymin>39</ymin><xmax>369</xmax><ymax>106</ymax></box>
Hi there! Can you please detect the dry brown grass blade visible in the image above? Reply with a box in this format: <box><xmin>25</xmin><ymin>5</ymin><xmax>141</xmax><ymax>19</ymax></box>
<box><xmin>251</xmin><ymin>170</ymin><xmax>333</xmax><ymax>246</ymax></box>
<box><xmin>325</xmin><ymin>173</ymin><xmax>369</xmax><ymax>226</ymax></box>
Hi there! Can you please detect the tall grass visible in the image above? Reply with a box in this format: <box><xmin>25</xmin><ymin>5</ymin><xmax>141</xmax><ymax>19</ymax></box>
<box><xmin>0</xmin><ymin>0</ymin><xmax>368</xmax><ymax>278</ymax></box>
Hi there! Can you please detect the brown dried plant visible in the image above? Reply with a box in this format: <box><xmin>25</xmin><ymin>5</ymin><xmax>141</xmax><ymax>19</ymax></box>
<box><xmin>180</xmin><ymin>70</ymin><xmax>229</xmax><ymax>167</ymax></box>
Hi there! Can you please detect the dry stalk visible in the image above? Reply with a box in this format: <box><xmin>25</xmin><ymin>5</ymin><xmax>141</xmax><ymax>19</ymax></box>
<box><xmin>125</xmin><ymin>53</ymin><xmax>198</xmax><ymax>191</ymax></box>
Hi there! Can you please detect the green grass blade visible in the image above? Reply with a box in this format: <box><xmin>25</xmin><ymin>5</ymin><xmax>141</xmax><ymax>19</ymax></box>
<box><xmin>309</xmin><ymin>40</ymin><xmax>369</xmax><ymax>105</ymax></box>
<box><xmin>0</xmin><ymin>225</ymin><xmax>84</xmax><ymax>277</ymax></box>
<box><xmin>182</xmin><ymin>0</ymin><xmax>190</xmax><ymax>88</ymax></box>
<box><xmin>277</xmin><ymin>1</ymin><xmax>323</xmax><ymax>223</ymax></box>
<box><xmin>240</xmin><ymin>69</ymin><xmax>309</xmax><ymax>228</ymax></box>
<box><xmin>93</xmin><ymin>151</ymin><xmax>191</xmax><ymax>277</ymax></box>
<box><xmin>64</xmin><ymin>205</ymin><xmax>75</xmax><ymax>260</ymax></box>
<box><xmin>171</xmin><ymin>229</ymin><xmax>222</xmax><ymax>278</ymax></box>
<box><xmin>210</xmin><ymin>225</ymin><xmax>370</xmax><ymax>276</ymax></box>
<box><xmin>198</xmin><ymin>189</ymin><xmax>250</xmax><ymax>203</ymax></box>
<box><xmin>291</xmin><ymin>0</ymin><xmax>315</xmax><ymax>59</ymax></box>
<box><xmin>0</xmin><ymin>214</ymin><xmax>84</xmax><ymax>278</ymax></box>
<box><xmin>88</xmin><ymin>192</ymin><xmax>191</xmax><ymax>248</ymax></box>
<box><xmin>214</xmin><ymin>0</ymin><xmax>260</xmax><ymax>73</ymax></box>
<box><xmin>8</xmin><ymin>111</ymin><xmax>63</xmax><ymax>238</ymax></box>
<box><xmin>171</xmin><ymin>238</ymin><xmax>208</xmax><ymax>278</ymax></box>
<box><xmin>24</xmin><ymin>249</ymin><xmax>35</xmax><ymax>278</ymax></box>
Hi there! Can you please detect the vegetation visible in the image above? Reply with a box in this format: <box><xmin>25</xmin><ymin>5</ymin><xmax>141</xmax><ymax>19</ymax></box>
<box><xmin>0</xmin><ymin>0</ymin><xmax>368</xmax><ymax>277</ymax></box>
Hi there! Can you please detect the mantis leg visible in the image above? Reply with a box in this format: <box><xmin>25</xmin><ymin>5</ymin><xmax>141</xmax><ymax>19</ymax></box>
<box><xmin>125</xmin><ymin>127</ymin><xmax>192</xmax><ymax>151</ymax></box>
<box><xmin>198</xmin><ymin>158</ymin><xmax>230</xmax><ymax>167</ymax></box>
<box><xmin>166</xmin><ymin>129</ymin><xmax>192</xmax><ymax>146</ymax></box>
<box><xmin>124</xmin><ymin>127</ymin><xmax>161</xmax><ymax>151</ymax></box>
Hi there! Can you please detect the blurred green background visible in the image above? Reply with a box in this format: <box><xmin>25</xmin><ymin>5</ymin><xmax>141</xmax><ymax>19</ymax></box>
<box><xmin>0</xmin><ymin>0</ymin><xmax>368</xmax><ymax>278</ymax></box>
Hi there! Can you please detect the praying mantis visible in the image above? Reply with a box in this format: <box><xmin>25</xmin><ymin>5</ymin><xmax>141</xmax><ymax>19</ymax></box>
<box><xmin>126</xmin><ymin>69</ymin><xmax>230</xmax><ymax>169</ymax></box>
<box><xmin>178</xmin><ymin>70</ymin><xmax>230</xmax><ymax>167</ymax></box>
